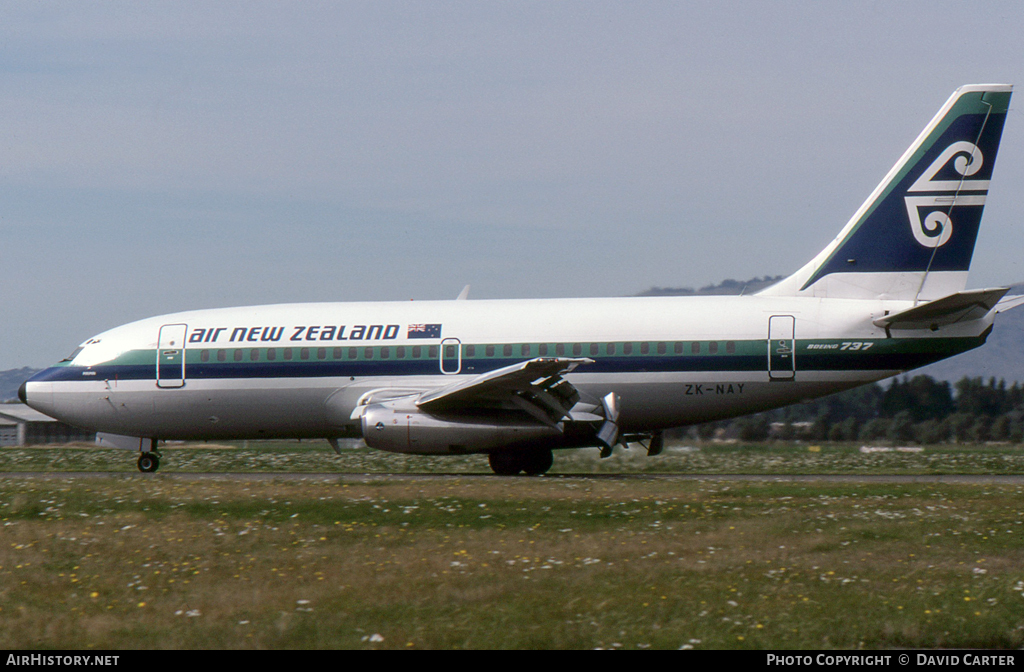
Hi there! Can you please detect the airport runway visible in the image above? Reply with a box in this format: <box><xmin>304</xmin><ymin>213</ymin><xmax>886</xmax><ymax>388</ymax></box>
<box><xmin>3</xmin><ymin>471</ymin><xmax>1024</xmax><ymax>484</ymax></box>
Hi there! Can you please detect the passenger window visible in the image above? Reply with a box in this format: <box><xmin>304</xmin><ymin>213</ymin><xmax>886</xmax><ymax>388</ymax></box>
<box><xmin>217</xmin><ymin>350</ymin><xmax>227</xmax><ymax>362</ymax></box>
<box><xmin>333</xmin><ymin>347</ymin><xmax>342</xmax><ymax>359</ymax></box>
<box><xmin>555</xmin><ymin>344</ymin><xmax>565</xmax><ymax>356</ymax></box>
<box><xmin>234</xmin><ymin>349</ymin><xmax>243</xmax><ymax>362</ymax></box>
<box><xmin>250</xmin><ymin>348</ymin><xmax>259</xmax><ymax>361</ymax></box>
<box><xmin>380</xmin><ymin>347</ymin><xmax>389</xmax><ymax>359</ymax></box>
<box><xmin>200</xmin><ymin>350</ymin><xmax>210</xmax><ymax>362</ymax></box>
<box><xmin>396</xmin><ymin>346</ymin><xmax>405</xmax><ymax>359</ymax></box>
<box><xmin>539</xmin><ymin>344</ymin><xmax>549</xmax><ymax>356</ymax></box>
<box><xmin>486</xmin><ymin>345</ymin><xmax>495</xmax><ymax>357</ymax></box>
<box><xmin>465</xmin><ymin>344</ymin><xmax>475</xmax><ymax>357</ymax></box>
<box><xmin>657</xmin><ymin>342</ymin><xmax>666</xmax><ymax>355</ymax></box>
<box><xmin>709</xmin><ymin>342</ymin><xmax>719</xmax><ymax>355</ymax></box>
<box><xmin>348</xmin><ymin>348</ymin><xmax>358</xmax><ymax>360</ymax></box>
<box><xmin>317</xmin><ymin>347</ymin><xmax>327</xmax><ymax>360</ymax></box>
<box><xmin>521</xmin><ymin>344</ymin><xmax>530</xmax><ymax>357</ymax></box>
<box><xmin>691</xmin><ymin>342</ymin><xmax>701</xmax><ymax>355</ymax></box>
<box><xmin>284</xmin><ymin>348</ymin><xmax>293</xmax><ymax>361</ymax></box>
<box><xmin>640</xmin><ymin>342</ymin><xmax>650</xmax><ymax>355</ymax></box>
<box><xmin>429</xmin><ymin>345</ymin><xmax>438</xmax><ymax>358</ymax></box>
<box><xmin>726</xmin><ymin>341</ymin><xmax>736</xmax><ymax>354</ymax></box>
<box><xmin>623</xmin><ymin>343</ymin><xmax>633</xmax><ymax>355</ymax></box>
<box><xmin>607</xmin><ymin>343</ymin><xmax>616</xmax><ymax>355</ymax></box>
<box><xmin>300</xmin><ymin>348</ymin><xmax>310</xmax><ymax>360</ymax></box>
<box><xmin>412</xmin><ymin>345</ymin><xmax>421</xmax><ymax>358</ymax></box>
<box><xmin>674</xmin><ymin>342</ymin><xmax>683</xmax><ymax>354</ymax></box>
<box><xmin>267</xmin><ymin>348</ymin><xmax>276</xmax><ymax>361</ymax></box>
<box><xmin>364</xmin><ymin>347</ymin><xmax>374</xmax><ymax>359</ymax></box>
<box><xmin>590</xmin><ymin>343</ymin><xmax>599</xmax><ymax>356</ymax></box>
<box><xmin>573</xmin><ymin>343</ymin><xmax>582</xmax><ymax>356</ymax></box>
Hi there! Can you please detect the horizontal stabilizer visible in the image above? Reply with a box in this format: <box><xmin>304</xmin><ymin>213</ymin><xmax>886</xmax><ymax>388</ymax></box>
<box><xmin>873</xmin><ymin>287</ymin><xmax>1009</xmax><ymax>329</ymax></box>
<box><xmin>995</xmin><ymin>294</ymin><xmax>1024</xmax><ymax>313</ymax></box>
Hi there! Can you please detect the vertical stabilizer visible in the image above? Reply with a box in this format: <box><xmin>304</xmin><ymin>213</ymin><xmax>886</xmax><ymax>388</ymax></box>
<box><xmin>760</xmin><ymin>84</ymin><xmax>1012</xmax><ymax>301</ymax></box>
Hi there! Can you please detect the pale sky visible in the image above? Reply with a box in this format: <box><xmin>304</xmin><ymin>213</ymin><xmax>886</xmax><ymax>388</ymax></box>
<box><xmin>3</xmin><ymin>1</ymin><xmax>1024</xmax><ymax>369</ymax></box>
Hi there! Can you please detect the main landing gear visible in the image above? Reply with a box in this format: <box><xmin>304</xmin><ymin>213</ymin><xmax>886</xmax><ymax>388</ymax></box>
<box><xmin>488</xmin><ymin>448</ymin><xmax>553</xmax><ymax>476</ymax></box>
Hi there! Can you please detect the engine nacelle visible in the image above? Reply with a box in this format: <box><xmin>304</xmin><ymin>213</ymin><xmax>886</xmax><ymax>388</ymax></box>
<box><xmin>360</xmin><ymin>399</ymin><xmax>563</xmax><ymax>455</ymax></box>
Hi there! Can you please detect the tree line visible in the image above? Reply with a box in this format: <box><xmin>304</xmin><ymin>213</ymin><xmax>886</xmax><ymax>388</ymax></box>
<box><xmin>684</xmin><ymin>376</ymin><xmax>1024</xmax><ymax>444</ymax></box>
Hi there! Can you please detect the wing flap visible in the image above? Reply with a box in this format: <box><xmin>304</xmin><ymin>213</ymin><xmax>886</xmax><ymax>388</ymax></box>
<box><xmin>416</xmin><ymin>357</ymin><xmax>593</xmax><ymax>425</ymax></box>
<box><xmin>873</xmin><ymin>287</ymin><xmax>1009</xmax><ymax>329</ymax></box>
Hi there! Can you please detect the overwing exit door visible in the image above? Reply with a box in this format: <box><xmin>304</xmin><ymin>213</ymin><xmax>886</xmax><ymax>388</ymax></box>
<box><xmin>440</xmin><ymin>338</ymin><xmax>462</xmax><ymax>375</ymax></box>
<box><xmin>157</xmin><ymin>324</ymin><xmax>187</xmax><ymax>388</ymax></box>
<box><xmin>768</xmin><ymin>315</ymin><xmax>796</xmax><ymax>381</ymax></box>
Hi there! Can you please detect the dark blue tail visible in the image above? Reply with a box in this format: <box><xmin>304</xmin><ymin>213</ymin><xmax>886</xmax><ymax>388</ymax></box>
<box><xmin>763</xmin><ymin>85</ymin><xmax>1012</xmax><ymax>301</ymax></box>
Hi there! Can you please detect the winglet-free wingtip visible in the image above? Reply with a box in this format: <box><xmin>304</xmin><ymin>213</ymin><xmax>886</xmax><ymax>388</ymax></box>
<box><xmin>456</xmin><ymin>285</ymin><xmax>470</xmax><ymax>300</ymax></box>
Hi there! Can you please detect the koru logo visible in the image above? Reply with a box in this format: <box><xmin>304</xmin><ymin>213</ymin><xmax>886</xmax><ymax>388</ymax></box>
<box><xmin>905</xmin><ymin>141</ymin><xmax>988</xmax><ymax>248</ymax></box>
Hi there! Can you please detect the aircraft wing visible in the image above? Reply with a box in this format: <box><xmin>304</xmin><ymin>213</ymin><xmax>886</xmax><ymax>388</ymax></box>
<box><xmin>416</xmin><ymin>357</ymin><xmax>595</xmax><ymax>428</ymax></box>
<box><xmin>873</xmin><ymin>287</ymin><xmax>1010</xmax><ymax>330</ymax></box>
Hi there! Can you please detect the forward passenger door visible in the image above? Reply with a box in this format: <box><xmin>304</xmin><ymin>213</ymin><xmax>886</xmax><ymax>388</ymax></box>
<box><xmin>157</xmin><ymin>324</ymin><xmax>187</xmax><ymax>388</ymax></box>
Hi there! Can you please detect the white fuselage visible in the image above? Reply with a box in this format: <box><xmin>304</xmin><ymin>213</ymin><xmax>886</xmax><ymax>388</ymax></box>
<box><xmin>22</xmin><ymin>294</ymin><xmax>990</xmax><ymax>452</ymax></box>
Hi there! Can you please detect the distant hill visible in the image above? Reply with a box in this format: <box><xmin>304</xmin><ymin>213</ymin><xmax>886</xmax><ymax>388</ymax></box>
<box><xmin>636</xmin><ymin>275</ymin><xmax>785</xmax><ymax>297</ymax></box>
<box><xmin>0</xmin><ymin>367</ymin><xmax>39</xmax><ymax>402</ymax></box>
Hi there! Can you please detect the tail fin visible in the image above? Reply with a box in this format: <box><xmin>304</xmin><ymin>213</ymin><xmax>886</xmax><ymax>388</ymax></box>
<box><xmin>761</xmin><ymin>84</ymin><xmax>1012</xmax><ymax>301</ymax></box>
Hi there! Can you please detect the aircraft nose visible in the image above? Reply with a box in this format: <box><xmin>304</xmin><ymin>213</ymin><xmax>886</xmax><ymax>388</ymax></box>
<box><xmin>18</xmin><ymin>381</ymin><xmax>27</xmax><ymax>404</ymax></box>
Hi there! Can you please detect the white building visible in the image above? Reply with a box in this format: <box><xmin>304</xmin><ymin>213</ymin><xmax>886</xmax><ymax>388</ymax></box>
<box><xmin>0</xmin><ymin>404</ymin><xmax>95</xmax><ymax>446</ymax></box>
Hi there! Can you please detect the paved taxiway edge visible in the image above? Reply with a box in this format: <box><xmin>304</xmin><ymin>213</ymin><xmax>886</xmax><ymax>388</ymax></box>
<box><xmin>3</xmin><ymin>472</ymin><xmax>1024</xmax><ymax>484</ymax></box>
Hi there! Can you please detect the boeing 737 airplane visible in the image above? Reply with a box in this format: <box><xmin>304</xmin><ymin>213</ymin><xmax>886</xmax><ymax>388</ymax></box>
<box><xmin>20</xmin><ymin>84</ymin><xmax>1022</xmax><ymax>474</ymax></box>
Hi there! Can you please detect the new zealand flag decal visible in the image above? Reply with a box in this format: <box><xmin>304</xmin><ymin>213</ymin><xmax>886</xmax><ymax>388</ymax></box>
<box><xmin>407</xmin><ymin>323</ymin><xmax>442</xmax><ymax>339</ymax></box>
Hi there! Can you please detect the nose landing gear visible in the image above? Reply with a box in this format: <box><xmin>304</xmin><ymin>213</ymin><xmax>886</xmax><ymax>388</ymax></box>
<box><xmin>137</xmin><ymin>452</ymin><xmax>160</xmax><ymax>473</ymax></box>
<box><xmin>136</xmin><ymin>438</ymin><xmax>161</xmax><ymax>473</ymax></box>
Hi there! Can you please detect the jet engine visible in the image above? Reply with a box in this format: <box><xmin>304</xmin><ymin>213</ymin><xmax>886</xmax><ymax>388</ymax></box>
<box><xmin>359</xmin><ymin>398</ymin><xmax>563</xmax><ymax>455</ymax></box>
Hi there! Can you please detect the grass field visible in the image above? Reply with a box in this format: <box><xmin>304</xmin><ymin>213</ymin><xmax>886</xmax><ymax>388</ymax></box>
<box><xmin>2</xmin><ymin>440</ymin><xmax>1024</xmax><ymax>651</ymax></box>
<box><xmin>3</xmin><ymin>441</ymin><xmax>1024</xmax><ymax>649</ymax></box>
<box><xmin>6</xmin><ymin>439</ymin><xmax>1024</xmax><ymax>475</ymax></box>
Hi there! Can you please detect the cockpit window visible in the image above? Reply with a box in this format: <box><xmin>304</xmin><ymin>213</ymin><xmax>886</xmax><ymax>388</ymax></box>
<box><xmin>62</xmin><ymin>337</ymin><xmax>125</xmax><ymax>367</ymax></box>
<box><xmin>61</xmin><ymin>347</ymin><xmax>85</xmax><ymax>362</ymax></box>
